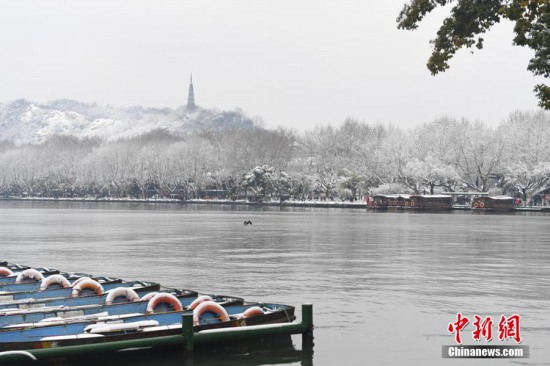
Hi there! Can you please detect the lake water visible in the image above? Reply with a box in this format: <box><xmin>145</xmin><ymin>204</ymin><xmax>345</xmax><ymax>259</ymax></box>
<box><xmin>0</xmin><ymin>201</ymin><xmax>549</xmax><ymax>365</ymax></box>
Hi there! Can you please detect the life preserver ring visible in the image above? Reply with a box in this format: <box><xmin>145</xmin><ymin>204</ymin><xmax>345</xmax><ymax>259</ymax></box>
<box><xmin>140</xmin><ymin>292</ymin><xmax>158</xmax><ymax>302</ymax></box>
<box><xmin>242</xmin><ymin>306</ymin><xmax>264</xmax><ymax>318</ymax></box>
<box><xmin>15</xmin><ymin>269</ymin><xmax>44</xmax><ymax>284</ymax></box>
<box><xmin>71</xmin><ymin>277</ymin><xmax>92</xmax><ymax>287</ymax></box>
<box><xmin>192</xmin><ymin>301</ymin><xmax>230</xmax><ymax>326</ymax></box>
<box><xmin>105</xmin><ymin>287</ymin><xmax>141</xmax><ymax>305</ymax></box>
<box><xmin>0</xmin><ymin>267</ymin><xmax>13</xmax><ymax>277</ymax></box>
<box><xmin>410</xmin><ymin>201</ymin><xmax>416</xmax><ymax>207</ymax></box>
<box><xmin>405</xmin><ymin>201</ymin><xmax>409</xmax><ymax>207</ymax></box>
<box><xmin>479</xmin><ymin>201</ymin><xmax>485</xmax><ymax>208</ymax></box>
<box><xmin>146</xmin><ymin>293</ymin><xmax>183</xmax><ymax>314</ymax></box>
<box><xmin>40</xmin><ymin>274</ymin><xmax>71</xmax><ymax>290</ymax></box>
<box><xmin>188</xmin><ymin>295</ymin><xmax>214</xmax><ymax>310</ymax></box>
<box><xmin>71</xmin><ymin>279</ymin><xmax>104</xmax><ymax>297</ymax></box>
<box><xmin>473</xmin><ymin>201</ymin><xmax>479</xmax><ymax>208</ymax></box>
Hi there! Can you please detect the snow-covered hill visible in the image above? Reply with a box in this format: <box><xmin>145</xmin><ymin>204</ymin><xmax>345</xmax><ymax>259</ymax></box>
<box><xmin>0</xmin><ymin>99</ymin><xmax>256</xmax><ymax>144</ymax></box>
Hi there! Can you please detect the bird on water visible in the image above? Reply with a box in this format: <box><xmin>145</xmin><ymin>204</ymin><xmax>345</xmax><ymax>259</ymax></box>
<box><xmin>244</xmin><ymin>220</ymin><xmax>252</xmax><ymax>226</ymax></box>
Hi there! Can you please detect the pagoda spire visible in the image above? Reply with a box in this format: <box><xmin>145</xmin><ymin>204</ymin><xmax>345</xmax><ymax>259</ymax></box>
<box><xmin>186</xmin><ymin>74</ymin><xmax>196</xmax><ymax>112</ymax></box>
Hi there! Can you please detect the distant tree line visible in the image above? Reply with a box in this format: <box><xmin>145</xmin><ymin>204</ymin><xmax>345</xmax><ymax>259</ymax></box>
<box><xmin>0</xmin><ymin>111</ymin><xmax>549</xmax><ymax>205</ymax></box>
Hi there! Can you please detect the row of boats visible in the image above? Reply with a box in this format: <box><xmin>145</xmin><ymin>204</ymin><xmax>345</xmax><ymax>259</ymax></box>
<box><xmin>0</xmin><ymin>261</ymin><xmax>298</xmax><ymax>361</ymax></box>
<box><xmin>369</xmin><ymin>194</ymin><xmax>518</xmax><ymax>211</ymax></box>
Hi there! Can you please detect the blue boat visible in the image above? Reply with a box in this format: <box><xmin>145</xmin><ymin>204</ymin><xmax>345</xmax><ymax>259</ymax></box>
<box><xmin>0</xmin><ymin>262</ymin><xmax>307</xmax><ymax>361</ymax></box>
<box><xmin>0</xmin><ymin>282</ymin><xmax>164</xmax><ymax>311</ymax></box>
<box><xmin>0</xmin><ymin>302</ymin><xmax>296</xmax><ymax>350</ymax></box>
<box><xmin>0</xmin><ymin>292</ymin><xmax>242</xmax><ymax>327</ymax></box>
<box><xmin>0</xmin><ymin>274</ymin><xmax>115</xmax><ymax>293</ymax></box>
<box><xmin>0</xmin><ymin>280</ymin><xmax>157</xmax><ymax>302</ymax></box>
<box><xmin>0</xmin><ymin>268</ymin><xmax>60</xmax><ymax>285</ymax></box>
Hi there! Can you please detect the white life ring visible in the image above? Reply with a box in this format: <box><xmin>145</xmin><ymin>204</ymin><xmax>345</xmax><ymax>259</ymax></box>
<box><xmin>140</xmin><ymin>292</ymin><xmax>158</xmax><ymax>302</ymax></box>
<box><xmin>71</xmin><ymin>277</ymin><xmax>92</xmax><ymax>287</ymax></box>
<box><xmin>105</xmin><ymin>287</ymin><xmax>141</xmax><ymax>305</ymax></box>
<box><xmin>15</xmin><ymin>269</ymin><xmax>45</xmax><ymax>284</ymax></box>
<box><xmin>71</xmin><ymin>279</ymin><xmax>104</xmax><ymax>297</ymax></box>
<box><xmin>188</xmin><ymin>295</ymin><xmax>214</xmax><ymax>310</ymax></box>
<box><xmin>0</xmin><ymin>267</ymin><xmax>14</xmax><ymax>277</ymax></box>
<box><xmin>242</xmin><ymin>306</ymin><xmax>264</xmax><ymax>318</ymax></box>
<box><xmin>192</xmin><ymin>301</ymin><xmax>230</xmax><ymax>326</ymax></box>
<box><xmin>146</xmin><ymin>293</ymin><xmax>183</xmax><ymax>314</ymax></box>
<box><xmin>40</xmin><ymin>275</ymin><xmax>71</xmax><ymax>290</ymax></box>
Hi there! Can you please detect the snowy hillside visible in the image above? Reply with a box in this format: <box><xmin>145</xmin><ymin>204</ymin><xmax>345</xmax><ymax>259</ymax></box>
<box><xmin>0</xmin><ymin>99</ymin><xmax>256</xmax><ymax>144</ymax></box>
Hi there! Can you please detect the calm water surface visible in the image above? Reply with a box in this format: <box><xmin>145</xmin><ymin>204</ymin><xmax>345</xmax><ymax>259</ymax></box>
<box><xmin>0</xmin><ymin>201</ymin><xmax>549</xmax><ymax>365</ymax></box>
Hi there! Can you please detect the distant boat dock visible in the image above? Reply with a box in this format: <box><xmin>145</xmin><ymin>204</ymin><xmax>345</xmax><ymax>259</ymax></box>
<box><xmin>1</xmin><ymin>197</ymin><xmax>549</xmax><ymax>212</ymax></box>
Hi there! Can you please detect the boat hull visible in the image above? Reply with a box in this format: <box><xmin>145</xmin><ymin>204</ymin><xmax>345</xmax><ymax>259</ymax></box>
<box><xmin>0</xmin><ymin>303</ymin><xmax>295</xmax><ymax>350</ymax></box>
<box><xmin>0</xmin><ymin>283</ymin><xmax>164</xmax><ymax>311</ymax></box>
<box><xmin>0</xmin><ymin>294</ymin><xmax>242</xmax><ymax>327</ymax></box>
<box><xmin>0</xmin><ymin>274</ymin><xmax>111</xmax><ymax>293</ymax></box>
<box><xmin>0</xmin><ymin>280</ymin><xmax>156</xmax><ymax>303</ymax></box>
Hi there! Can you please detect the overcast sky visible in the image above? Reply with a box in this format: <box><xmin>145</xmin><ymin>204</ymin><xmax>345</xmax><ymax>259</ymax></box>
<box><xmin>0</xmin><ymin>0</ymin><xmax>543</xmax><ymax>130</ymax></box>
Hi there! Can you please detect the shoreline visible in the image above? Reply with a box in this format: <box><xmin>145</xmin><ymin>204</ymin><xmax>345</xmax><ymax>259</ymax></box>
<box><xmin>1</xmin><ymin>197</ymin><xmax>548</xmax><ymax>212</ymax></box>
<box><xmin>0</xmin><ymin>197</ymin><xmax>368</xmax><ymax>209</ymax></box>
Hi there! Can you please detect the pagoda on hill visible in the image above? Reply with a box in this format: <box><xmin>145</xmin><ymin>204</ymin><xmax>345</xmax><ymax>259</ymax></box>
<box><xmin>186</xmin><ymin>74</ymin><xmax>196</xmax><ymax>112</ymax></box>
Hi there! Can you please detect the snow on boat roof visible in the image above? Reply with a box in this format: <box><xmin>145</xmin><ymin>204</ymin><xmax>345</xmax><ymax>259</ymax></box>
<box><xmin>373</xmin><ymin>194</ymin><xmax>410</xmax><ymax>198</ymax></box>
<box><xmin>489</xmin><ymin>196</ymin><xmax>514</xmax><ymax>200</ymax></box>
<box><xmin>474</xmin><ymin>195</ymin><xmax>514</xmax><ymax>200</ymax></box>
<box><xmin>412</xmin><ymin>195</ymin><xmax>452</xmax><ymax>198</ymax></box>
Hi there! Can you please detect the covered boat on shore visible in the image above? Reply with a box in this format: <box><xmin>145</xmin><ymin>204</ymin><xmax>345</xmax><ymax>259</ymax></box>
<box><xmin>370</xmin><ymin>194</ymin><xmax>411</xmax><ymax>209</ymax></box>
<box><xmin>408</xmin><ymin>195</ymin><xmax>452</xmax><ymax>210</ymax></box>
<box><xmin>472</xmin><ymin>196</ymin><xmax>515</xmax><ymax>211</ymax></box>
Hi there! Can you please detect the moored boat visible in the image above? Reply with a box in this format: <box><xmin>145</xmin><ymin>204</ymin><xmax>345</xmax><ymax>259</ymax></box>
<box><xmin>472</xmin><ymin>195</ymin><xmax>515</xmax><ymax>211</ymax></box>
<box><xmin>0</xmin><ymin>279</ymin><xmax>156</xmax><ymax>302</ymax></box>
<box><xmin>0</xmin><ymin>267</ymin><xmax>60</xmax><ymax>284</ymax></box>
<box><xmin>408</xmin><ymin>194</ymin><xmax>452</xmax><ymax>210</ymax></box>
<box><xmin>0</xmin><ymin>261</ymin><xmax>311</xmax><ymax>362</ymax></box>
<box><xmin>0</xmin><ymin>282</ymin><xmax>163</xmax><ymax>311</ymax></box>
<box><xmin>0</xmin><ymin>271</ymin><xmax>111</xmax><ymax>293</ymax></box>
<box><xmin>0</xmin><ymin>302</ymin><xmax>295</xmax><ymax>350</ymax></box>
<box><xmin>0</xmin><ymin>292</ymin><xmax>242</xmax><ymax>327</ymax></box>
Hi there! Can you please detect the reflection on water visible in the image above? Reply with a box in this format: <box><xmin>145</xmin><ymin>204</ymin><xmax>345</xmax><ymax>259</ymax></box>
<box><xmin>38</xmin><ymin>336</ymin><xmax>313</xmax><ymax>366</ymax></box>
<box><xmin>0</xmin><ymin>201</ymin><xmax>549</xmax><ymax>365</ymax></box>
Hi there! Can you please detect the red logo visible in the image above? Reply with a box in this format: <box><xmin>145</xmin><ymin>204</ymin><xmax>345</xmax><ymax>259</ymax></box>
<box><xmin>448</xmin><ymin>313</ymin><xmax>522</xmax><ymax>344</ymax></box>
<box><xmin>498</xmin><ymin>314</ymin><xmax>521</xmax><ymax>343</ymax></box>
<box><xmin>472</xmin><ymin>315</ymin><xmax>493</xmax><ymax>341</ymax></box>
<box><xmin>447</xmin><ymin>313</ymin><xmax>469</xmax><ymax>344</ymax></box>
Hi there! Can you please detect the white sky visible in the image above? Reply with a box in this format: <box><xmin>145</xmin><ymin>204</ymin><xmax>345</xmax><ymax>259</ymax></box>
<box><xmin>0</xmin><ymin>0</ymin><xmax>543</xmax><ymax>130</ymax></box>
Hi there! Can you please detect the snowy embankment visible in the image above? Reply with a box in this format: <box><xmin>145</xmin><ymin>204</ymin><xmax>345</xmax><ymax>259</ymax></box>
<box><xmin>187</xmin><ymin>198</ymin><xmax>368</xmax><ymax>208</ymax></box>
<box><xmin>3</xmin><ymin>197</ymin><xmax>181</xmax><ymax>203</ymax></box>
<box><xmin>1</xmin><ymin>197</ymin><xmax>368</xmax><ymax>208</ymax></box>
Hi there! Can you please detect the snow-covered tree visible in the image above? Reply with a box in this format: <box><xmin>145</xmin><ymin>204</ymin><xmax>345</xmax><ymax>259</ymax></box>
<box><xmin>400</xmin><ymin>156</ymin><xmax>458</xmax><ymax>194</ymax></box>
<box><xmin>446</xmin><ymin>119</ymin><xmax>505</xmax><ymax>192</ymax></box>
<box><xmin>503</xmin><ymin>162</ymin><xmax>550</xmax><ymax>205</ymax></box>
<box><xmin>241</xmin><ymin>165</ymin><xmax>275</xmax><ymax>201</ymax></box>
